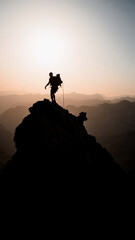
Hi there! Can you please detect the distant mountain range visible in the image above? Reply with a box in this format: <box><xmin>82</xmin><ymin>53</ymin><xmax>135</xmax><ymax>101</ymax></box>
<box><xmin>0</xmin><ymin>94</ymin><xmax>46</xmax><ymax>114</ymax></box>
<box><xmin>0</xmin><ymin>90</ymin><xmax>28</xmax><ymax>96</ymax></box>
<box><xmin>0</xmin><ymin>106</ymin><xmax>29</xmax><ymax>133</ymax></box>
<box><xmin>111</xmin><ymin>96</ymin><xmax>135</xmax><ymax>103</ymax></box>
<box><xmin>67</xmin><ymin>100</ymin><xmax>135</xmax><ymax>137</ymax></box>
<box><xmin>0</xmin><ymin>93</ymin><xmax>107</xmax><ymax>113</ymax></box>
<box><xmin>0</xmin><ymin>92</ymin><xmax>135</xmax><ymax>114</ymax></box>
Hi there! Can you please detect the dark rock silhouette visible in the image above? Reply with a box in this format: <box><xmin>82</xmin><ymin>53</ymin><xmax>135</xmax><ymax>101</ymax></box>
<box><xmin>1</xmin><ymin>99</ymin><xmax>124</xmax><ymax>200</ymax></box>
<box><xmin>2</xmin><ymin>98</ymin><xmax>135</xmax><ymax>228</ymax></box>
<box><xmin>1</xmin><ymin>98</ymin><xmax>135</xmax><ymax>229</ymax></box>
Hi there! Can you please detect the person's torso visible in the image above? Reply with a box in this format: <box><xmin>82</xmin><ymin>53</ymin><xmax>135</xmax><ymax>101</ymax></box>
<box><xmin>49</xmin><ymin>76</ymin><xmax>55</xmax><ymax>86</ymax></box>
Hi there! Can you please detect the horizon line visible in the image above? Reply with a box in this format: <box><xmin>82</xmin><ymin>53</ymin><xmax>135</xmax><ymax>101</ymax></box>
<box><xmin>0</xmin><ymin>90</ymin><xmax>135</xmax><ymax>99</ymax></box>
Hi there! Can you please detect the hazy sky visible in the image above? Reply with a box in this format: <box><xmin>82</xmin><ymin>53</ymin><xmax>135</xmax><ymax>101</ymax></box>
<box><xmin>0</xmin><ymin>0</ymin><xmax>135</xmax><ymax>96</ymax></box>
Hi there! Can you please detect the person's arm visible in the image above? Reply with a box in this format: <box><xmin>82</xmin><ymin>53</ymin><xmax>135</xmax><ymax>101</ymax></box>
<box><xmin>45</xmin><ymin>81</ymin><xmax>50</xmax><ymax>89</ymax></box>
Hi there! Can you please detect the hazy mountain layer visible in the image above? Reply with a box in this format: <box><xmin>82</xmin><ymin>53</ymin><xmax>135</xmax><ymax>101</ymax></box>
<box><xmin>1</xmin><ymin>93</ymin><xmax>135</xmax><ymax>114</ymax></box>
<box><xmin>0</xmin><ymin>93</ymin><xmax>106</xmax><ymax>114</ymax></box>
<box><xmin>67</xmin><ymin>101</ymin><xmax>135</xmax><ymax>137</ymax></box>
<box><xmin>0</xmin><ymin>124</ymin><xmax>15</xmax><ymax>172</ymax></box>
<box><xmin>0</xmin><ymin>106</ymin><xmax>29</xmax><ymax>133</ymax></box>
<box><xmin>98</xmin><ymin>131</ymin><xmax>135</xmax><ymax>172</ymax></box>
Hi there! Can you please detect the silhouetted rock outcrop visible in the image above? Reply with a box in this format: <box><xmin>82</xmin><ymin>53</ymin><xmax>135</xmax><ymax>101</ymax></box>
<box><xmin>1</xmin><ymin>99</ymin><xmax>124</xmax><ymax>202</ymax></box>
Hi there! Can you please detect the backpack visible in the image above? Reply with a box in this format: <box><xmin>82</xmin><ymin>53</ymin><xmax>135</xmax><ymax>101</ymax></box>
<box><xmin>55</xmin><ymin>74</ymin><xmax>63</xmax><ymax>87</ymax></box>
<box><xmin>50</xmin><ymin>74</ymin><xmax>63</xmax><ymax>87</ymax></box>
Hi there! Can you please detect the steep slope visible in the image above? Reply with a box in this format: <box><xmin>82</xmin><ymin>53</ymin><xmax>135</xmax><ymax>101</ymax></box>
<box><xmin>0</xmin><ymin>106</ymin><xmax>29</xmax><ymax>133</ymax></box>
<box><xmin>1</xmin><ymin>99</ymin><xmax>123</xmax><ymax>196</ymax></box>
<box><xmin>98</xmin><ymin>131</ymin><xmax>135</xmax><ymax>172</ymax></box>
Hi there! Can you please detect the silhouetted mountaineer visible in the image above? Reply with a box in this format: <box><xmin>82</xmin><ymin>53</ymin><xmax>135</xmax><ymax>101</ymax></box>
<box><xmin>45</xmin><ymin>72</ymin><xmax>63</xmax><ymax>102</ymax></box>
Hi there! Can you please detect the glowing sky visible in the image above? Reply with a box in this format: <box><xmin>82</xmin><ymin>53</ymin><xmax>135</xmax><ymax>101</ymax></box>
<box><xmin>0</xmin><ymin>0</ymin><xmax>135</xmax><ymax>96</ymax></box>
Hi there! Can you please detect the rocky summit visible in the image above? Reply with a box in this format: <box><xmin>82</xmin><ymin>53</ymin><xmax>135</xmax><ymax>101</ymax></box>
<box><xmin>1</xmin><ymin>99</ymin><xmax>124</xmax><ymax>198</ymax></box>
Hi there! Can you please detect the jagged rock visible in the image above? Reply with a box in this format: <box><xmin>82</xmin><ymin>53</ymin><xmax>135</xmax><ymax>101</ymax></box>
<box><xmin>78</xmin><ymin>112</ymin><xmax>87</xmax><ymax>122</ymax></box>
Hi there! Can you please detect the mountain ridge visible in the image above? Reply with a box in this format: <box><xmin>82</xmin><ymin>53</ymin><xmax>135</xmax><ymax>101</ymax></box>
<box><xmin>67</xmin><ymin>100</ymin><xmax>135</xmax><ymax>137</ymax></box>
<box><xmin>1</xmin><ymin>92</ymin><xmax>135</xmax><ymax>114</ymax></box>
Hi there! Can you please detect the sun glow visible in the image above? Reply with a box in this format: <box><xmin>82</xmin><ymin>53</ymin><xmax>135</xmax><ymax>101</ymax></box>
<box><xmin>31</xmin><ymin>31</ymin><xmax>66</xmax><ymax>66</ymax></box>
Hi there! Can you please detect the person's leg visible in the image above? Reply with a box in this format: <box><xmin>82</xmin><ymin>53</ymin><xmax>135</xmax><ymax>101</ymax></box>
<box><xmin>51</xmin><ymin>88</ymin><xmax>55</xmax><ymax>102</ymax></box>
<box><xmin>53</xmin><ymin>87</ymin><xmax>58</xmax><ymax>102</ymax></box>
<box><xmin>51</xmin><ymin>89</ymin><xmax>53</xmax><ymax>101</ymax></box>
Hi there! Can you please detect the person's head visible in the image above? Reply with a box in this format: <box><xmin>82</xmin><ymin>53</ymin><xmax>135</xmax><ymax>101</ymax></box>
<box><xmin>49</xmin><ymin>72</ymin><xmax>53</xmax><ymax>77</ymax></box>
